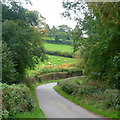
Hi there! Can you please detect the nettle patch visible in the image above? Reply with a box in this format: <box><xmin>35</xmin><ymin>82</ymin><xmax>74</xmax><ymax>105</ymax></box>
<box><xmin>1</xmin><ymin>83</ymin><xmax>35</xmax><ymax>118</ymax></box>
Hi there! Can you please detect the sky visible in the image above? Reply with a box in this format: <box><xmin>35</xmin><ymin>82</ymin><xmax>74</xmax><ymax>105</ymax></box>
<box><xmin>24</xmin><ymin>0</ymin><xmax>76</xmax><ymax>28</ymax></box>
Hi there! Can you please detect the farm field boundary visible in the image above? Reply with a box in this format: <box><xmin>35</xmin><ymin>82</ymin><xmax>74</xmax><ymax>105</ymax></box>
<box><xmin>28</xmin><ymin>71</ymin><xmax>82</xmax><ymax>83</ymax></box>
<box><xmin>45</xmin><ymin>50</ymin><xmax>73</xmax><ymax>58</ymax></box>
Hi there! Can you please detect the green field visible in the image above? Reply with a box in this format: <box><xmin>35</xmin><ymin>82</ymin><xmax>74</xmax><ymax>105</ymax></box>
<box><xmin>44</xmin><ymin>43</ymin><xmax>73</xmax><ymax>53</ymax></box>
<box><xmin>27</xmin><ymin>55</ymin><xmax>75</xmax><ymax>77</ymax></box>
<box><xmin>41</xmin><ymin>55</ymin><xmax>75</xmax><ymax>65</ymax></box>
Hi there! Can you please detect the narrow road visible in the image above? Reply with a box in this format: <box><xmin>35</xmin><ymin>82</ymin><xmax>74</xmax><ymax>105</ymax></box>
<box><xmin>36</xmin><ymin>82</ymin><xmax>102</xmax><ymax>118</ymax></box>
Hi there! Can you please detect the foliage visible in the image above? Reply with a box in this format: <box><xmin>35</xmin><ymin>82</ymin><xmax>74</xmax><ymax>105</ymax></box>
<box><xmin>2</xmin><ymin>1</ymin><xmax>41</xmax><ymax>26</ymax></box>
<box><xmin>57</xmin><ymin>78</ymin><xmax>119</xmax><ymax>111</ymax></box>
<box><xmin>2</xmin><ymin>42</ymin><xmax>19</xmax><ymax>84</ymax></box>
<box><xmin>44</xmin><ymin>43</ymin><xmax>73</xmax><ymax>53</ymax></box>
<box><xmin>62</xmin><ymin>1</ymin><xmax>120</xmax><ymax>88</ymax></box>
<box><xmin>1</xmin><ymin>83</ymin><xmax>35</xmax><ymax>118</ymax></box>
<box><xmin>48</xmin><ymin>25</ymin><xmax>72</xmax><ymax>41</ymax></box>
<box><xmin>54</xmin><ymin>84</ymin><xmax>119</xmax><ymax>119</ymax></box>
<box><xmin>2</xmin><ymin>20</ymin><xmax>46</xmax><ymax>79</ymax></box>
<box><xmin>2</xmin><ymin>1</ymin><xmax>47</xmax><ymax>82</ymax></box>
<box><xmin>13</xmin><ymin>79</ymin><xmax>45</xmax><ymax>118</ymax></box>
<box><xmin>36</xmin><ymin>67</ymin><xmax>82</xmax><ymax>76</ymax></box>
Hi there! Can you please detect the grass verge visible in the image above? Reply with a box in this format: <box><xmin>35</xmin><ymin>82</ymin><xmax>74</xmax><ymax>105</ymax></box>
<box><xmin>54</xmin><ymin>85</ymin><xmax>119</xmax><ymax>120</ymax></box>
<box><xmin>14</xmin><ymin>85</ymin><xmax>45</xmax><ymax>118</ymax></box>
<box><xmin>14</xmin><ymin>79</ymin><xmax>64</xmax><ymax>118</ymax></box>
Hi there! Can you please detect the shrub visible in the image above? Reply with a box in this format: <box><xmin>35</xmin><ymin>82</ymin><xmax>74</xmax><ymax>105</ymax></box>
<box><xmin>100</xmin><ymin>89</ymin><xmax>119</xmax><ymax>109</ymax></box>
<box><xmin>58</xmin><ymin>81</ymin><xmax>79</xmax><ymax>94</ymax></box>
<box><xmin>2</xmin><ymin>42</ymin><xmax>19</xmax><ymax>84</ymax></box>
<box><xmin>1</xmin><ymin>83</ymin><xmax>35</xmax><ymax>118</ymax></box>
<box><xmin>57</xmin><ymin>79</ymin><xmax>119</xmax><ymax>110</ymax></box>
<box><xmin>76</xmin><ymin>85</ymin><xmax>97</xmax><ymax>96</ymax></box>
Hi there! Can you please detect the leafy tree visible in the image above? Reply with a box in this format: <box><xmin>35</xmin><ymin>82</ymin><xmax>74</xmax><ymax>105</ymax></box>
<box><xmin>49</xmin><ymin>26</ymin><xmax>59</xmax><ymax>40</ymax></box>
<box><xmin>2</xmin><ymin>2</ymin><xmax>45</xmax><ymax>26</ymax></box>
<box><xmin>57</xmin><ymin>25</ymin><xmax>72</xmax><ymax>40</ymax></box>
<box><xmin>48</xmin><ymin>25</ymin><xmax>72</xmax><ymax>41</ymax></box>
<box><xmin>72</xmin><ymin>25</ymin><xmax>83</xmax><ymax>52</ymax></box>
<box><xmin>2</xmin><ymin>20</ymin><xmax>46</xmax><ymax>79</ymax></box>
<box><xmin>2</xmin><ymin>1</ymin><xmax>47</xmax><ymax>82</ymax></box>
<box><xmin>62</xmin><ymin>1</ymin><xmax>120</xmax><ymax>88</ymax></box>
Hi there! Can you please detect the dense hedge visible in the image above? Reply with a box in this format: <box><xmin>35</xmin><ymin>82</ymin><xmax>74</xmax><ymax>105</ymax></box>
<box><xmin>57</xmin><ymin>80</ymin><xmax>119</xmax><ymax>110</ymax></box>
<box><xmin>1</xmin><ymin>83</ymin><xmax>35</xmax><ymax>118</ymax></box>
<box><xmin>45</xmin><ymin>50</ymin><xmax>73</xmax><ymax>58</ymax></box>
<box><xmin>34</xmin><ymin>71</ymin><xmax>82</xmax><ymax>83</ymax></box>
<box><xmin>36</xmin><ymin>67</ymin><xmax>82</xmax><ymax>76</ymax></box>
<box><xmin>45</xmin><ymin>40</ymin><xmax>72</xmax><ymax>45</ymax></box>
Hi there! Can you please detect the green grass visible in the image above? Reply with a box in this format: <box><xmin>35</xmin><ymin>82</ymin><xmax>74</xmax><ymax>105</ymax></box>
<box><xmin>42</xmin><ymin>55</ymin><xmax>75</xmax><ymax>66</ymax></box>
<box><xmin>44</xmin><ymin>43</ymin><xmax>73</xmax><ymax>53</ymax></box>
<box><xmin>27</xmin><ymin>55</ymin><xmax>75</xmax><ymax>77</ymax></box>
<box><xmin>14</xmin><ymin>107</ymin><xmax>45</xmax><ymax>118</ymax></box>
<box><xmin>54</xmin><ymin>85</ymin><xmax>119</xmax><ymax>119</ymax></box>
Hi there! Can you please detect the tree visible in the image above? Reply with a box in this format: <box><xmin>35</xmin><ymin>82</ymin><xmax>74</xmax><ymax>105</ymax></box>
<box><xmin>48</xmin><ymin>25</ymin><xmax>72</xmax><ymax>41</ymax></box>
<box><xmin>57</xmin><ymin>25</ymin><xmax>72</xmax><ymax>40</ymax></box>
<box><xmin>49</xmin><ymin>26</ymin><xmax>59</xmax><ymax>40</ymax></box>
<box><xmin>72</xmin><ymin>25</ymin><xmax>83</xmax><ymax>52</ymax></box>
<box><xmin>2</xmin><ymin>1</ymin><xmax>47</xmax><ymax>82</ymax></box>
<box><xmin>62</xmin><ymin>1</ymin><xmax>120</xmax><ymax>88</ymax></box>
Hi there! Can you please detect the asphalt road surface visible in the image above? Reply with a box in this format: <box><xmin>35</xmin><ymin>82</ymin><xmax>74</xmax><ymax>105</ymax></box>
<box><xmin>36</xmin><ymin>82</ymin><xmax>103</xmax><ymax>118</ymax></box>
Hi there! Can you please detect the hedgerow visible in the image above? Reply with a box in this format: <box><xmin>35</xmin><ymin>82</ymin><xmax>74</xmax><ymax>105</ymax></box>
<box><xmin>1</xmin><ymin>83</ymin><xmax>35</xmax><ymax>118</ymax></box>
<box><xmin>45</xmin><ymin>50</ymin><xmax>73</xmax><ymax>58</ymax></box>
<box><xmin>57</xmin><ymin>80</ymin><xmax>119</xmax><ymax>110</ymax></box>
<box><xmin>36</xmin><ymin>67</ymin><xmax>82</xmax><ymax>75</ymax></box>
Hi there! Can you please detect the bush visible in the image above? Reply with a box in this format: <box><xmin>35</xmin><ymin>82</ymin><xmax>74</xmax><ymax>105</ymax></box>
<box><xmin>99</xmin><ymin>89</ymin><xmax>119</xmax><ymax>109</ymax></box>
<box><xmin>57</xmin><ymin>79</ymin><xmax>119</xmax><ymax>110</ymax></box>
<box><xmin>76</xmin><ymin>85</ymin><xmax>97</xmax><ymax>96</ymax></box>
<box><xmin>1</xmin><ymin>83</ymin><xmax>35</xmax><ymax>118</ymax></box>
<box><xmin>2</xmin><ymin>42</ymin><xmax>19</xmax><ymax>84</ymax></box>
<box><xmin>58</xmin><ymin>81</ymin><xmax>80</xmax><ymax>94</ymax></box>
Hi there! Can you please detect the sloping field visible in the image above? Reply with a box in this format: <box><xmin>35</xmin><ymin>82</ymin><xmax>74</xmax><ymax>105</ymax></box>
<box><xmin>27</xmin><ymin>55</ymin><xmax>75</xmax><ymax>77</ymax></box>
<box><xmin>44</xmin><ymin>43</ymin><xmax>73</xmax><ymax>53</ymax></box>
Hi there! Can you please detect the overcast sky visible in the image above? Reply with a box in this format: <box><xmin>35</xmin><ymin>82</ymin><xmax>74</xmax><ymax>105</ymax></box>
<box><xmin>24</xmin><ymin>0</ymin><xmax>76</xmax><ymax>28</ymax></box>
